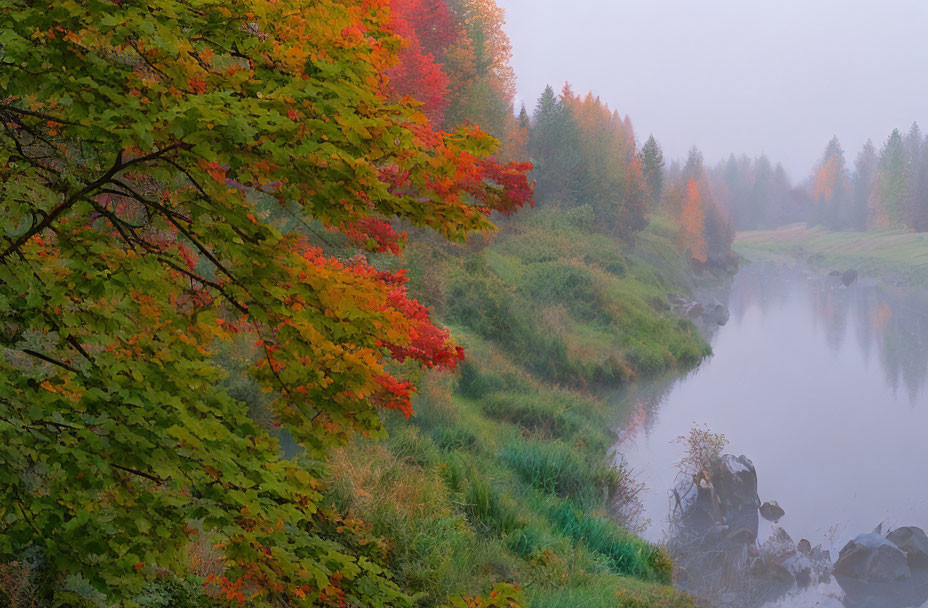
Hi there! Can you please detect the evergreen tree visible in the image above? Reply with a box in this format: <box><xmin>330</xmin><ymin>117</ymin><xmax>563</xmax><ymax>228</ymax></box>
<box><xmin>874</xmin><ymin>129</ymin><xmax>911</xmax><ymax>226</ymax></box>
<box><xmin>853</xmin><ymin>140</ymin><xmax>878</xmax><ymax>231</ymax></box>
<box><xmin>518</xmin><ymin>103</ymin><xmax>531</xmax><ymax>132</ymax></box>
<box><xmin>904</xmin><ymin>123</ymin><xmax>924</xmax><ymax>228</ymax></box>
<box><xmin>912</xmin><ymin>133</ymin><xmax>928</xmax><ymax>231</ymax></box>
<box><xmin>528</xmin><ymin>84</ymin><xmax>584</xmax><ymax>205</ymax></box>
<box><xmin>752</xmin><ymin>155</ymin><xmax>774</xmax><ymax>229</ymax></box>
<box><xmin>640</xmin><ymin>135</ymin><xmax>665</xmax><ymax>205</ymax></box>
<box><xmin>683</xmin><ymin>146</ymin><xmax>704</xmax><ymax>181</ymax></box>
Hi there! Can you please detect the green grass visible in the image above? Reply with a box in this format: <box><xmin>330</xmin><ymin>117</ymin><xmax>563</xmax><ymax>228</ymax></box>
<box><xmin>736</xmin><ymin>224</ymin><xmax>928</xmax><ymax>286</ymax></box>
<box><xmin>327</xmin><ymin>208</ymin><xmax>709</xmax><ymax>607</ymax></box>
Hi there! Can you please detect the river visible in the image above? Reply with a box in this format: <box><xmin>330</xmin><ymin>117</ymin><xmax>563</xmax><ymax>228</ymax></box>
<box><xmin>617</xmin><ymin>261</ymin><xmax>928</xmax><ymax>555</ymax></box>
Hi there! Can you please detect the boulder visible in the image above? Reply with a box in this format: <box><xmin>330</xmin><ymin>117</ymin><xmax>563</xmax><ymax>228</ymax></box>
<box><xmin>669</xmin><ymin>454</ymin><xmax>761</xmax><ymax>547</ymax></box>
<box><xmin>782</xmin><ymin>552</ymin><xmax>813</xmax><ymax>588</ymax></box>
<box><xmin>797</xmin><ymin>538</ymin><xmax>812</xmax><ymax>555</ymax></box>
<box><xmin>712</xmin><ymin>454</ymin><xmax>760</xmax><ymax>543</ymax></box>
<box><xmin>834</xmin><ymin>532</ymin><xmax>910</xmax><ymax>583</ymax></box>
<box><xmin>886</xmin><ymin>526</ymin><xmax>928</xmax><ymax>570</ymax></box>
<box><xmin>842</xmin><ymin>269</ymin><xmax>859</xmax><ymax>286</ymax></box>
<box><xmin>760</xmin><ymin>500</ymin><xmax>786</xmax><ymax>522</ymax></box>
<box><xmin>705</xmin><ymin>302</ymin><xmax>731</xmax><ymax>326</ymax></box>
<box><xmin>749</xmin><ymin>557</ymin><xmax>795</xmax><ymax>604</ymax></box>
<box><xmin>683</xmin><ymin>301</ymin><xmax>704</xmax><ymax>318</ymax></box>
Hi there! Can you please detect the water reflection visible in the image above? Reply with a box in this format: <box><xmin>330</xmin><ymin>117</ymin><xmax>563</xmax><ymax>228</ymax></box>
<box><xmin>618</xmin><ymin>262</ymin><xmax>928</xmax><ymax>549</ymax></box>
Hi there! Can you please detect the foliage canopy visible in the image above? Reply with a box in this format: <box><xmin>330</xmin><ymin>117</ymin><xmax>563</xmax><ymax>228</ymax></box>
<box><xmin>0</xmin><ymin>0</ymin><xmax>531</xmax><ymax>604</ymax></box>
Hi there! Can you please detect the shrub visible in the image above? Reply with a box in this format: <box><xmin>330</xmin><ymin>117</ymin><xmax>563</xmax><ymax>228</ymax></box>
<box><xmin>0</xmin><ymin>559</ymin><xmax>43</xmax><ymax>608</ymax></box>
<box><xmin>136</xmin><ymin>574</ymin><xmax>213</xmax><ymax>608</ymax></box>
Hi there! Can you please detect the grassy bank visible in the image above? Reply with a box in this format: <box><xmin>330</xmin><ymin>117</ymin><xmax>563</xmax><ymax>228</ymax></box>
<box><xmin>328</xmin><ymin>208</ymin><xmax>709</xmax><ymax>607</ymax></box>
<box><xmin>736</xmin><ymin>224</ymin><xmax>928</xmax><ymax>286</ymax></box>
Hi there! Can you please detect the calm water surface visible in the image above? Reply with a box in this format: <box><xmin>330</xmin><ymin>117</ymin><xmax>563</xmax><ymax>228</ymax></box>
<box><xmin>618</xmin><ymin>262</ymin><xmax>928</xmax><ymax>549</ymax></box>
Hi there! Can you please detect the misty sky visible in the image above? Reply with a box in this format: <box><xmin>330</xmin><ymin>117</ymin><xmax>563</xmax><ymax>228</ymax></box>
<box><xmin>497</xmin><ymin>0</ymin><xmax>928</xmax><ymax>179</ymax></box>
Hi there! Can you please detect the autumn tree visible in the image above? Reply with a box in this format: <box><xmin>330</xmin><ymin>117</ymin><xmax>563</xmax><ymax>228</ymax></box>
<box><xmin>810</xmin><ymin>137</ymin><xmax>852</xmax><ymax>229</ymax></box>
<box><xmin>667</xmin><ymin>148</ymin><xmax>733</xmax><ymax>266</ymax></box>
<box><xmin>527</xmin><ymin>87</ymin><xmax>649</xmax><ymax>237</ymax></box>
<box><xmin>443</xmin><ymin>0</ymin><xmax>517</xmax><ymax>138</ymax></box>
<box><xmin>678</xmin><ymin>179</ymin><xmax>708</xmax><ymax>264</ymax></box>
<box><xmin>0</xmin><ymin>1</ymin><xmax>531</xmax><ymax>605</ymax></box>
<box><xmin>387</xmin><ymin>0</ymin><xmax>455</xmax><ymax>124</ymax></box>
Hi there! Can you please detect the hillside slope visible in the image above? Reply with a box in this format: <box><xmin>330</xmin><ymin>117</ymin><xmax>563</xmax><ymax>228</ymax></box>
<box><xmin>329</xmin><ymin>209</ymin><xmax>710</xmax><ymax>607</ymax></box>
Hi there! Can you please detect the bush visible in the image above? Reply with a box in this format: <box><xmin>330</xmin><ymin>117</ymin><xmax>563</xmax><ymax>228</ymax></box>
<box><xmin>136</xmin><ymin>574</ymin><xmax>213</xmax><ymax>608</ymax></box>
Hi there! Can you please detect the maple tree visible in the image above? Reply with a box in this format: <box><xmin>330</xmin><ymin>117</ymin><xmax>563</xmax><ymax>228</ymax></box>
<box><xmin>0</xmin><ymin>0</ymin><xmax>531</xmax><ymax>605</ymax></box>
<box><xmin>678</xmin><ymin>179</ymin><xmax>708</xmax><ymax>264</ymax></box>
<box><xmin>662</xmin><ymin>148</ymin><xmax>733</xmax><ymax>267</ymax></box>
<box><xmin>387</xmin><ymin>0</ymin><xmax>457</xmax><ymax>124</ymax></box>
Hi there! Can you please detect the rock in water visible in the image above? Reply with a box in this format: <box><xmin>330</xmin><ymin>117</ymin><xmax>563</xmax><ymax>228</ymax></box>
<box><xmin>713</xmin><ymin>454</ymin><xmax>761</xmax><ymax>543</ymax></box>
<box><xmin>749</xmin><ymin>557</ymin><xmax>795</xmax><ymax>604</ymax></box>
<box><xmin>886</xmin><ymin>526</ymin><xmax>928</xmax><ymax>569</ymax></box>
<box><xmin>834</xmin><ymin>532</ymin><xmax>910</xmax><ymax>582</ymax></box>
<box><xmin>842</xmin><ymin>269</ymin><xmax>859</xmax><ymax>286</ymax></box>
<box><xmin>760</xmin><ymin>500</ymin><xmax>786</xmax><ymax>522</ymax></box>
<box><xmin>782</xmin><ymin>552</ymin><xmax>813</xmax><ymax>588</ymax></box>
<box><xmin>835</xmin><ymin>530</ymin><xmax>928</xmax><ymax>608</ymax></box>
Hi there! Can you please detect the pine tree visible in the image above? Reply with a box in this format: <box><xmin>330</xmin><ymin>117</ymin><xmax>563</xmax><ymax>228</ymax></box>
<box><xmin>528</xmin><ymin>84</ymin><xmax>584</xmax><ymax>205</ymax></box>
<box><xmin>904</xmin><ymin>123</ymin><xmax>924</xmax><ymax>228</ymax></box>
<box><xmin>913</xmin><ymin>132</ymin><xmax>928</xmax><ymax>231</ymax></box>
<box><xmin>752</xmin><ymin>155</ymin><xmax>773</xmax><ymax>229</ymax></box>
<box><xmin>518</xmin><ymin>103</ymin><xmax>531</xmax><ymax>132</ymax></box>
<box><xmin>640</xmin><ymin>135</ymin><xmax>665</xmax><ymax>205</ymax></box>
<box><xmin>683</xmin><ymin>146</ymin><xmax>704</xmax><ymax>181</ymax></box>
<box><xmin>852</xmin><ymin>140</ymin><xmax>878</xmax><ymax>231</ymax></box>
<box><xmin>874</xmin><ymin>129</ymin><xmax>911</xmax><ymax>227</ymax></box>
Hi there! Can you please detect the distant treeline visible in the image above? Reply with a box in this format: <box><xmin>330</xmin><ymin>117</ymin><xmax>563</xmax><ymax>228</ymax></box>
<box><xmin>714</xmin><ymin>125</ymin><xmax>928</xmax><ymax>232</ymax></box>
<box><xmin>520</xmin><ymin>86</ymin><xmax>736</xmax><ymax>268</ymax></box>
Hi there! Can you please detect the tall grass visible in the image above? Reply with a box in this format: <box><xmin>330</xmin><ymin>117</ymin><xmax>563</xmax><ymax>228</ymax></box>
<box><xmin>325</xmin><ymin>209</ymin><xmax>708</xmax><ymax>607</ymax></box>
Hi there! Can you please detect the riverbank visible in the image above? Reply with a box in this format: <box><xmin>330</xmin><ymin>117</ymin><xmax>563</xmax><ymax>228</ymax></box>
<box><xmin>735</xmin><ymin>224</ymin><xmax>928</xmax><ymax>287</ymax></box>
<box><xmin>329</xmin><ymin>209</ymin><xmax>714</xmax><ymax>607</ymax></box>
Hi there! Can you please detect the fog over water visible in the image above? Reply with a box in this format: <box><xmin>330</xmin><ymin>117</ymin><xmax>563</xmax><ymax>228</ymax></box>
<box><xmin>618</xmin><ymin>263</ymin><xmax>928</xmax><ymax>549</ymax></box>
<box><xmin>496</xmin><ymin>0</ymin><xmax>928</xmax><ymax>176</ymax></box>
